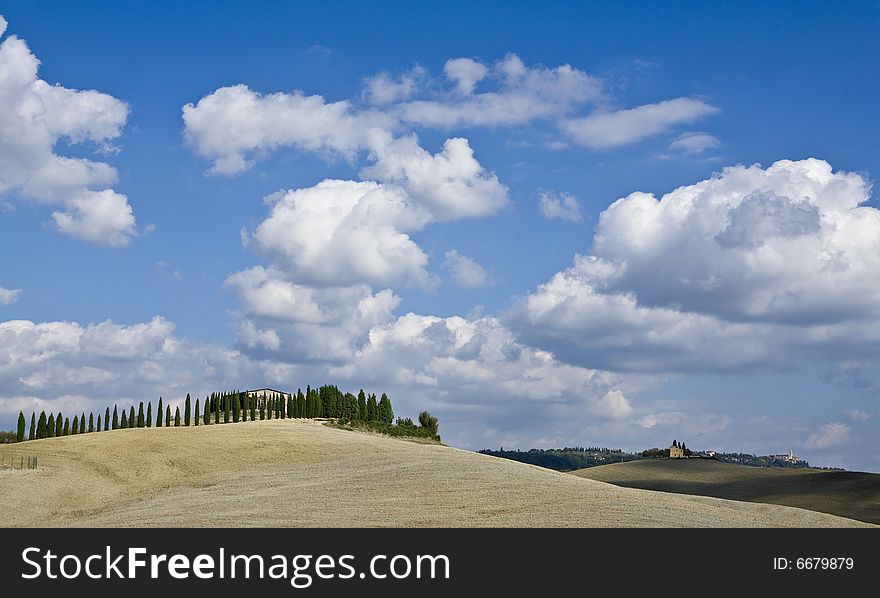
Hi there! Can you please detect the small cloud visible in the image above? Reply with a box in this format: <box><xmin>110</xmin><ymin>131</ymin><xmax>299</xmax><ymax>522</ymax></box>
<box><xmin>544</xmin><ymin>141</ymin><xmax>570</xmax><ymax>151</ymax></box>
<box><xmin>155</xmin><ymin>261</ymin><xmax>183</xmax><ymax>282</ymax></box>
<box><xmin>301</xmin><ymin>44</ymin><xmax>332</xmax><ymax>56</ymax></box>
<box><xmin>804</xmin><ymin>422</ymin><xmax>850</xmax><ymax>450</ymax></box>
<box><xmin>443</xmin><ymin>250</ymin><xmax>491</xmax><ymax>288</ymax></box>
<box><xmin>0</xmin><ymin>287</ymin><xmax>22</xmax><ymax>305</ymax></box>
<box><xmin>845</xmin><ymin>409</ymin><xmax>873</xmax><ymax>423</ymax></box>
<box><xmin>668</xmin><ymin>131</ymin><xmax>720</xmax><ymax>155</ymax></box>
<box><xmin>539</xmin><ymin>190</ymin><xmax>582</xmax><ymax>222</ymax></box>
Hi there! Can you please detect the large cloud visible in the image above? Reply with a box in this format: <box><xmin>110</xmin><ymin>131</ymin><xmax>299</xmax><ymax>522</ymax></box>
<box><xmin>0</xmin><ymin>18</ymin><xmax>137</xmax><ymax>245</ymax></box>
<box><xmin>249</xmin><ymin>180</ymin><xmax>432</xmax><ymax>287</ymax></box>
<box><xmin>0</xmin><ymin>316</ymin><xmax>263</xmax><ymax>419</ymax></box>
<box><xmin>511</xmin><ymin>159</ymin><xmax>880</xmax><ymax>373</ymax></box>
<box><xmin>182</xmin><ymin>84</ymin><xmax>394</xmax><ymax>175</ymax></box>
<box><xmin>362</xmin><ymin>131</ymin><xmax>508</xmax><ymax>221</ymax></box>
<box><xmin>225</xmin><ymin>266</ymin><xmax>400</xmax><ymax>363</ymax></box>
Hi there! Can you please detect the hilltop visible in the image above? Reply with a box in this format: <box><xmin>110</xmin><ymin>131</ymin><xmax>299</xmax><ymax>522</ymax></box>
<box><xmin>572</xmin><ymin>458</ymin><xmax>880</xmax><ymax>525</ymax></box>
<box><xmin>0</xmin><ymin>420</ymin><xmax>872</xmax><ymax>528</ymax></box>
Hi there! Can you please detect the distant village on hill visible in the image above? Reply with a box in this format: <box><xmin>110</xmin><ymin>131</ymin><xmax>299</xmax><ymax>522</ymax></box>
<box><xmin>479</xmin><ymin>440</ymin><xmax>841</xmax><ymax>472</ymax></box>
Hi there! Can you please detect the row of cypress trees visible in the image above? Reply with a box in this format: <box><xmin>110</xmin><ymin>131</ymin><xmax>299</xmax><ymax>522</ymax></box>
<box><xmin>13</xmin><ymin>386</ymin><xmax>397</xmax><ymax>442</ymax></box>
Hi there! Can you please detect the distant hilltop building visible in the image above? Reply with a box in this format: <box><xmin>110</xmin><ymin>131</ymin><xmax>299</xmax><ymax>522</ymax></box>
<box><xmin>245</xmin><ymin>388</ymin><xmax>292</xmax><ymax>401</ymax></box>
<box><xmin>771</xmin><ymin>449</ymin><xmax>800</xmax><ymax>464</ymax></box>
<box><xmin>668</xmin><ymin>439</ymin><xmax>686</xmax><ymax>459</ymax></box>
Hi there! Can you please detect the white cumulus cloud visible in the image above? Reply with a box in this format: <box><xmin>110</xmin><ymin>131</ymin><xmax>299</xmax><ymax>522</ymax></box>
<box><xmin>0</xmin><ymin>19</ymin><xmax>137</xmax><ymax>245</ymax></box>
<box><xmin>511</xmin><ymin>159</ymin><xmax>880</xmax><ymax>373</ymax></box>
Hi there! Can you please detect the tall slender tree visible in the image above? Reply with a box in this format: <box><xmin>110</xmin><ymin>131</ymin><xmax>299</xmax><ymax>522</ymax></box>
<box><xmin>146</xmin><ymin>401</ymin><xmax>152</xmax><ymax>427</ymax></box>
<box><xmin>378</xmin><ymin>393</ymin><xmax>393</xmax><ymax>424</ymax></box>
<box><xmin>36</xmin><ymin>411</ymin><xmax>47</xmax><ymax>439</ymax></box>
<box><xmin>195</xmin><ymin>398</ymin><xmax>200</xmax><ymax>426</ymax></box>
<box><xmin>165</xmin><ymin>405</ymin><xmax>171</xmax><ymax>427</ymax></box>
<box><xmin>47</xmin><ymin>414</ymin><xmax>55</xmax><ymax>438</ymax></box>
<box><xmin>203</xmin><ymin>396</ymin><xmax>210</xmax><ymax>425</ymax></box>
<box><xmin>88</xmin><ymin>412</ymin><xmax>95</xmax><ymax>433</ymax></box>
<box><xmin>224</xmin><ymin>398</ymin><xmax>230</xmax><ymax>423</ymax></box>
<box><xmin>55</xmin><ymin>412</ymin><xmax>63</xmax><ymax>437</ymax></box>
<box><xmin>121</xmin><ymin>411</ymin><xmax>127</xmax><ymax>428</ymax></box>
<box><xmin>29</xmin><ymin>412</ymin><xmax>36</xmax><ymax>440</ymax></box>
<box><xmin>367</xmin><ymin>394</ymin><xmax>378</xmax><ymax>421</ymax></box>
<box><xmin>174</xmin><ymin>406</ymin><xmax>181</xmax><ymax>427</ymax></box>
<box><xmin>112</xmin><ymin>406</ymin><xmax>119</xmax><ymax>430</ymax></box>
<box><xmin>72</xmin><ymin>415</ymin><xmax>80</xmax><ymax>435</ymax></box>
<box><xmin>157</xmin><ymin>398</ymin><xmax>164</xmax><ymax>427</ymax></box>
<box><xmin>232</xmin><ymin>395</ymin><xmax>241</xmax><ymax>423</ymax></box>
<box><xmin>128</xmin><ymin>407</ymin><xmax>135</xmax><ymax>429</ymax></box>
<box><xmin>214</xmin><ymin>395</ymin><xmax>220</xmax><ymax>424</ymax></box>
<box><xmin>63</xmin><ymin>418</ymin><xmax>70</xmax><ymax>436</ymax></box>
<box><xmin>17</xmin><ymin>411</ymin><xmax>26</xmax><ymax>442</ymax></box>
<box><xmin>97</xmin><ymin>414</ymin><xmax>102</xmax><ymax>433</ymax></box>
<box><xmin>250</xmin><ymin>397</ymin><xmax>256</xmax><ymax>421</ymax></box>
<box><xmin>357</xmin><ymin>390</ymin><xmax>367</xmax><ymax>421</ymax></box>
<box><xmin>105</xmin><ymin>407</ymin><xmax>111</xmax><ymax>431</ymax></box>
<box><xmin>137</xmin><ymin>402</ymin><xmax>145</xmax><ymax>428</ymax></box>
<box><xmin>184</xmin><ymin>393</ymin><xmax>192</xmax><ymax>426</ymax></box>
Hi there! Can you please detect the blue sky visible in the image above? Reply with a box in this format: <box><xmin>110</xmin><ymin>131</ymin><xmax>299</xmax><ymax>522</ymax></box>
<box><xmin>1</xmin><ymin>1</ymin><xmax>878</xmax><ymax>471</ymax></box>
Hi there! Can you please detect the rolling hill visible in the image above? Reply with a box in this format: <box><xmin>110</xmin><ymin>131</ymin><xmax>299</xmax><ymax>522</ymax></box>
<box><xmin>571</xmin><ymin>458</ymin><xmax>880</xmax><ymax>525</ymax></box>
<box><xmin>0</xmin><ymin>420</ymin><xmax>873</xmax><ymax>527</ymax></box>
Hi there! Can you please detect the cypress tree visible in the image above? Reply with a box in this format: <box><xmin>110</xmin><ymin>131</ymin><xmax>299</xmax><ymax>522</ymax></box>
<box><xmin>214</xmin><ymin>395</ymin><xmax>220</xmax><ymax>424</ymax></box>
<box><xmin>184</xmin><ymin>393</ymin><xmax>191</xmax><ymax>426</ymax></box>
<box><xmin>367</xmin><ymin>394</ymin><xmax>378</xmax><ymax>421</ymax></box>
<box><xmin>97</xmin><ymin>414</ymin><xmax>102</xmax><ymax>433</ymax></box>
<box><xmin>88</xmin><ymin>412</ymin><xmax>95</xmax><ymax>433</ymax></box>
<box><xmin>357</xmin><ymin>390</ymin><xmax>367</xmax><ymax>421</ymax></box>
<box><xmin>174</xmin><ymin>406</ymin><xmax>181</xmax><ymax>427</ymax></box>
<box><xmin>267</xmin><ymin>398</ymin><xmax>272</xmax><ymax>420</ymax></box>
<box><xmin>17</xmin><ymin>411</ymin><xmax>26</xmax><ymax>442</ymax></box>
<box><xmin>47</xmin><ymin>414</ymin><xmax>55</xmax><ymax>438</ymax></box>
<box><xmin>379</xmin><ymin>393</ymin><xmax>393</xmax><ymax>424</ymax></box>
<box><xmin>78</xmin><ymin>412</ymin><xmax>85</xmax><ymax>434</ymax></box>
<box><xmin>146</xmin><ymin>402</ymin><xmax>152</xmax><ymax>427</ymax></box>
<box><xmin>72</xmin><ymin>415</ymin><xmax>80</xmax><ymax>434</ymax></box>
<box><xmin>125</xmin><ymin>407</ymin><xmax>132</xmax><ymax>428</ymax></box>
<box><xmin>260</xmin><ymin>400</ymin><xmax>265</xmax><ymax>420</ymax></box>
<box><xmin>250</xmin><ymin>398</ymin><xmax>256</xmax><ymax>422</ymax></box>
<box><xmin>105</xmin><ymin>407</ymin><xmax>110</xmax><ymax>431</ymax></box>
<box><xmin>195</xmin><ymin>399</ymin><xmax>200</xmax><ymax>426</ymax></box>
<box><xmin>287</xmin><ymin>397</ymin><xmax>294</xmax><ymax>419</ymax></box>
<box><xmin>224</xmin><ymin>398</ymin><xmax>230</xmax><ymax>423</ymax></box>
<box><xmin>204</xmin><ymin>396</ymin><xmax>210</xmax><ymax>425</ymax></box>
<box><xmin>232</xmin><ymin>395</ymin><xmax>240</xmax><ymax>423</ymax></box>
<box><xmin>165</xmin><ymin>405</ymin><xmax>171</xmax><ymax>427</ymax></box>
<box><xmin>55</xmin><ymin>412</ymin><xmax>63</xmax><ymax>437</ymax></box>
<box><xmin>63</xmin><ymin>418</ymin><xmax>70</xmax><ymax>436</ymax></box>
<box><xmin>137</xmin><ymin>402</ymin><xmax>144</xmax><ymax>428</ymax></box>
<box><xmin>37</xmin><ymin>411</ymin><xmax>47</xmax><ymax>439</ymax></box>
<box><xmin>29</xmin><ymin>412</ymin><xmax>35</xmax><ymax>440</ymax></box>
<box><xmin>112</xmin><ymin>406</ymin><xmax>119</xmax><ymax>430</ymax></box>
<box><xmin>157</xmin><ymin>398</ymin><xmax>164</xmax><ymax>427</ymax></box>
<box><xmin>121</xmin><ymin>411</ymin><xmax>127</xmax><ymax>428</ymax></box>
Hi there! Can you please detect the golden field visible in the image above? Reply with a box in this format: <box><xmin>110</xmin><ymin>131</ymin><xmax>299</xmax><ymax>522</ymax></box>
<box><xmin>0</xmin><ymin>420</ymin><xmax>873</xmax><ymax>528</ymax></box>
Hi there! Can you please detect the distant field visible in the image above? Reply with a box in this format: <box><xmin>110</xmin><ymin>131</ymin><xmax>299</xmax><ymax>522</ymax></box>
<box><xmin>572</xmin><ymin>459</ymin><xmax>880</xmax><ymax>525</ymax></box>
<box><xmin>0</xmin><ymin>421</ymin><xmax>873</xmax><ymax>528</ymax></box>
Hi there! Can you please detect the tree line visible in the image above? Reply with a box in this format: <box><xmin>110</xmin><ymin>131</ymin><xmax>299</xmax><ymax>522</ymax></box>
<box><xmin>13</xmin><ymin>385</ymin><xmax>439</xmax><ymax>442</ymax></box>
